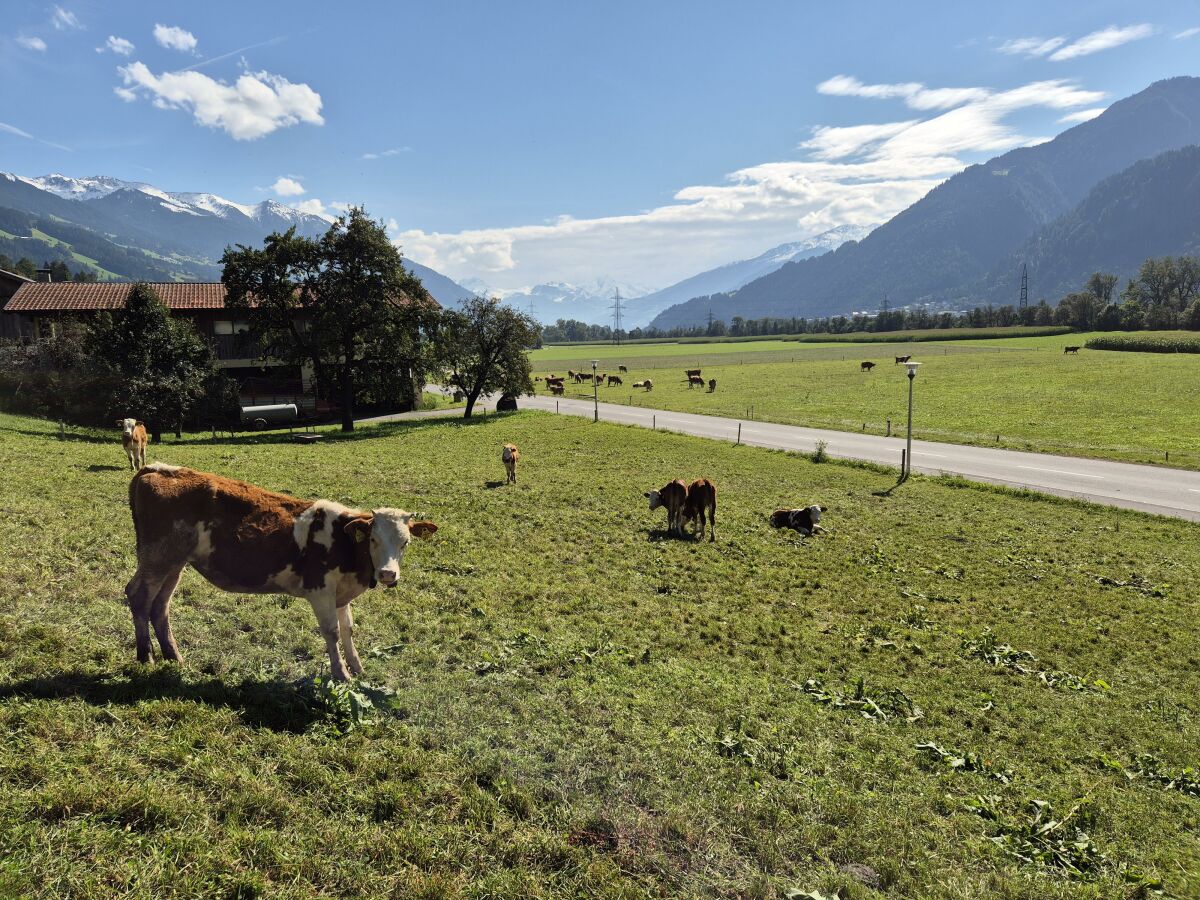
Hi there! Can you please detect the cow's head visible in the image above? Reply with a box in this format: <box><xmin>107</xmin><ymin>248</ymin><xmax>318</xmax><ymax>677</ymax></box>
<box><xmin>644</xmin><ymin>490</ymin><xmax>663</xmax><ymax>511</ymax></box>
<box><xmin>808</xmin><ymin>504</ymin><xmax>827</xmax><ymax>522</ymax></box>
<box><xmin>344</xmin><ymin>509</ymin><xmax>437</xmax><ymax>586</ymax></box>
<box><xmin>118</xmin><ymin>417</ymin><xmax>137</xmax><ymax>436</ymax></box>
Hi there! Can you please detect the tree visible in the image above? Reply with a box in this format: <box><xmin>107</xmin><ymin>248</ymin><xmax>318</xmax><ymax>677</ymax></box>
<box><xmin>88</xmin><ymin>283</ymin><xmax>228</xmax><ymax>442</ymax></box>
<box><xmin>222</xmin><ymin>208</ymin><xmax>434</xmax><ymax>432</ymax></box>
<box><xmin>1085</xmin><ymin>272</ymin><xmax>1118</xmax><ymax>304</ymax></box>
<box><xmin>432</xmin><ymin>296</ymin><xmax>538</xmax><ymax>418</ymax></box>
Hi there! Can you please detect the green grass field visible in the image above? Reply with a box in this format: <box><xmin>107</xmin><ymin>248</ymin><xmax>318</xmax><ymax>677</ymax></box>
<box><xmin>0</xmin><ymin>410</ymin><xmax>1197</xmax><ymax>898</ymax></box>
<box><xmin>534</xmin><ymin>333</ymin><xmax>1200</xmax><ymax>468</ymax></box>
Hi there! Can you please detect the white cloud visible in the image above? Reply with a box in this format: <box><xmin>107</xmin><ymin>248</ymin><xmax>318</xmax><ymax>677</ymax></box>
<box><xmin>50</xmin><ymin>6</ymin><xmax>79</xmax><ymax>30</ymax></box>
<box><xmin>98</xmin><ymin>35</ymin><xmax>134</xmax><ymax>55</ymax></box>
<box><xmin>271</xmin><ymin>176</ymin><xmax>305</xmax><ymax>196</ymax></box>
<box><xmin>997</xmin><ymin>36</ymin><xmax>1066</xmax><ymax>57</ymax></box>
<box><xmin>290</xmin><ymin>199</ymin><xmax>335</xmax><ymax>221</ymax></box>
<box><xmin>1049</xmin><ymin>24</ymin><xmax>1155</xmax><ymax>60</ymax></box>
<box><xmin>362</xmin><ymin>147</ymin><xmax>411</xmax><ymax>160</ymax></box>
<box><xmin>153</xmin><ymin>24</ymin><xmax>198</xmax><ymax>54</ymax></box>
<box><xmin>16</xmin><ymin>35</ymin><xmax>47</xmax><ymax>51</ymax></box>
<box><xmin>391</xmin><ymin>75</ymin><xmax>1106</xmax><ymax>291</ymax></box>
<box><xmin>116</xmin><ymin>62</ymin><xmax>324</xmax><ymax>140</ymax></box>
<box><xmin>1058</xmin><ymin>107</ymin><xmax>1106</xmax><ymax>124</ymax></box>
<box><xmin>1174</xmin><ymin>27</ymin><xmax>1200</xmax><ymax>39</ymax></box>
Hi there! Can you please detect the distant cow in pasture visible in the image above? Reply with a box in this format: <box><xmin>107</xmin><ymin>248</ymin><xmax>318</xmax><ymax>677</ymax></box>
<box><xmin>707</xmin><ymin>378</ymin><xmax>717</xmax><ymax>392</ymax></box>
<box><xmin>502</xmin><ymin>443</ymin><xmax>521</xmax><ymax>484</ymax></box>
<box><xmin>619</xmin><ymin>365</ymin><xmax>628</xmax><ymax>372</ymax></box>
<box><xmin>683</xmin><ymin>478</ymin><xmax>717</xmax><ymax>542</ymax></box>
<box><xmin>545</xmin><ymin>376</ymin><xmax>565</xmax><ymax>389</ymax></box>
<box><xmin>895</xmin><ymin>355</ymin><xmax>912</xmax><ymax>364</ymax></box>
<box><xmin>608</xmin><ymin>375</ymin><xmax>623</xmax><ymax>387</ymax></box>
<box><xmin>685</xmin><ymin>368</ymin><xmax>702</xmax><ymax>379</ymax></box>
<box><xmin>861</xmin><ymin>361</ymin><xmax>876</xmax><ymax>372</ymax></box>
<box><xmin>770</xmin><ymin>505</ymin><xmax>828</xmax><ymax>536</ymax></box>
<box><xmin>573</xmin><ymin>373</ymin><xmax>585</xmax><ymax>383</ymax></box>
<box><xmin>688</xmin><ymin>375</ymin><xmax>705</xmax><ymax>388</ymax></box>
<box><xmin>645</xmin><ymin>479</ymin><xmax>688</xmax><ymax>537</ymax></box>
<box><xmin>1064</xmin><ymin>346</ymin><xmax>1081</xmax><ymax>354</ymax></box>
<box><xmin>633</xmin><ymin>379</ymin><xmax>653</xmax><ymax>391</ymax></box>
<box><xmin>124</xmin><ymin>465</ymin><xmax>437</xmax><ymax>680</ymax></box>
<box><xmin>118</xmin><ymin>418</ymin><xmax>148</xmax><ymax>470</ymax></box>
<box><xmin>567</xmin><ymin>370</ymin><xmax>576</xmax><ymax>379</ymax></box>
<box><xmin>550</xmin><ymin>384</ymin><xmax>565</xmax><ymax>395</ymax></box>
<box><xmin>534</xmin><ymin>376</ymin><xmax>542</xmax><ymax>382</ymax></box>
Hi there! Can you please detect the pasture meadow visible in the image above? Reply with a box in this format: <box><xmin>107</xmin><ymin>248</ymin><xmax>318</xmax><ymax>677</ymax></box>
<box><xmin>534</xmin><ymin>333</ymin><xmax>1200</xmax><ymax>468</ymax></box>
<box><xmin>0</xmin><ymin>409</ymin><xmax>1197</xmax><ymax>898</ymax></box>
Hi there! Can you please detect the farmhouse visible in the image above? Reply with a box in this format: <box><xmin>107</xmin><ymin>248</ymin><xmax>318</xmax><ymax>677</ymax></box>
<box><xmin>1</xmin><ymin>280</ymin><xmax>438</xmax><ymax>415</ymax></box>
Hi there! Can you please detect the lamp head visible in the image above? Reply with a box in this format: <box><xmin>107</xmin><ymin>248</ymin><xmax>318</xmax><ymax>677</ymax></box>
<box><xmin>905</xmin><ymin>361</ymin><xmax>921</xmax><ymax>378</ymax></box>
<box><xmin>591</xmin><ymin>360</ymin><xmax>598</xmax><ymax>371</ymax></box>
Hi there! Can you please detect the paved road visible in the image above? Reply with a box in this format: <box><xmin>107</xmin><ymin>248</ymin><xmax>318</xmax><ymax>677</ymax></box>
<box><xmin>366</xmin><ymin>395</ymin><xmax>1200</xmax><ymax>522</ymax></box>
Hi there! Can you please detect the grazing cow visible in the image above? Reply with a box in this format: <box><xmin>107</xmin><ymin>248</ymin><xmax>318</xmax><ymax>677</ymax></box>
<box><xmin>1064</xmin><ymin>346</ymin><xmax>1080</xmax><ymax>354</ymax></box>
<box><xmin>608</xmin><ymin>375</ymin><xmax>623</xmax><ymax>387</ymax></box>
<box><xmin>619</xmin><ymin>365</ymin><xmax>628</xmax><ymax>373</ymax></box>
<box><xmin>632</xmin><ymin>381</ymin><xmax>644</xmax><ymax>388</ymax></box>
<box><xmin>124</xmin><ymin>464</ymin><xmax>437</xmax><ymax>680</ymax></box>
<box><xmin>895</xmin><ymin>355</ymin><xmax>912</xmax><ymax>365</ymax></box>
<box><xmin>534</xmin><ymin>376</ymin><xmax>542</xmax><ymax>382</ymax></box>
<box><xmin>645</xmin><ymin>479</ymin><xmax>688</xmax><ymax>537</ymax></box>
<box><xmin>643</xmin><ymin>378</ymin><xmax>653</xmax><ymax>392</ymax></box>
<box><xmin>545</xmin><ymin>376</ymin><xmax>565</xmax><ymax>391</ymax></box>
<box><xmin>707</xmin><ymin>378</ymin><xmax>717</xmax><ymax>392</ymax></box>
<box><xmin>860</xmin><ymin>361</ymin><xmax>876</xmax><ymax>372</ymax></box>
<box><xmin>573</xmin><ymin>373</ymin><xmax>585</xmax><ymax>383</ymax></box>
<box><xmin>683</xmin><ymin>478</ymin><xmax>717</xmax><ymax>542</ymax></box>
<box><xmin>685</xmin><ymin>368</ymin><xmax>702</xmax><ymax>379</ymax></box>
<box><xmin>118</xmin><ymin>418</ymin><xmax>148</xmax><ymax>471</ymax></box>
<box><xmin>502</xmin><ymin>443</ymin><xmax>520</xmax><ymax>484</ymax></box>
<box><xmin>770</xmin><ymin>505</ymin><xmax>828</xmax><ymax>536</ymax></box>
<box><xmin>688</xmin><ymin>375</ymin><xmax>705</xmax><ymax>388</ymax></box>
<box><xmin>551</xmin><ymin>384</ymin><xmax>565</xmax><ymax>395</ymax></box>
<box><xmin>567</xmin><ymin>370</ymin><xmax>576</xmax><ymax>379</ymax></box>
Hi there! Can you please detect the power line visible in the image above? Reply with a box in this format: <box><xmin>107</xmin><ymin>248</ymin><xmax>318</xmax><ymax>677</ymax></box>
<box><xmin>1019</xmin><ymin>263</ymin><xmax>1028</xmax><ymax>310</ymax></box>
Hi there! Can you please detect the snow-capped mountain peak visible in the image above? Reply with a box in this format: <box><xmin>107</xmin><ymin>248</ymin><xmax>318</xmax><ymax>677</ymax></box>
<box><xmin>16</xmin><ymin>173</ymin><xmax>149</xmax><ymax>202</ymax></box>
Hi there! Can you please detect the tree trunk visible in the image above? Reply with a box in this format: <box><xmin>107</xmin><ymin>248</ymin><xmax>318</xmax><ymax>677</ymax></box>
<box><xmin>151</xmin><ymin>427</ymin><xmax>162</xmax><ymax>444</ymax></box>
<box><xmin>463</xmin><ymin>393</ymin><xmax>477</xmax><ymax>419</ymax></box>
<box><xmin>340</xmin><ymin>364</ymin><xmax>355</xmax><ymax>432</ymax></box>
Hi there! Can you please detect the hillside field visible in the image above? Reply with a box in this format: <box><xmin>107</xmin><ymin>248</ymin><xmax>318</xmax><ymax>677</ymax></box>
<box><xmin>0</xmin><ymin>410</ymin><xmax>1197</xmax><ymax>898</ymax></box>
<box><xmin>533</xmin><ymin>333</ymin><xmax>1200</xmax><ymax>468</ymax></box>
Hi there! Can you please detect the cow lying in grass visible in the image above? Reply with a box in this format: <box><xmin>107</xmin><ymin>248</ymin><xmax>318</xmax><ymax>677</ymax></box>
<box><xmin>770</xmin><ymin>505</ymin><xmax>828</xmax><ymax>536</ymax></box>
<box><xmin>125</xmin><ymin>464</ymin><xmax>437</xmax><ymax>680</ymax></box>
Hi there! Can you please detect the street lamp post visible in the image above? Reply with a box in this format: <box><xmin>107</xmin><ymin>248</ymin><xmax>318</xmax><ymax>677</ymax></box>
<box><xmin>591</xmin><ymin>360</ymin><xmax>599</xmax><ymax>423</ymax></box>
<box><xmin>904</xmin><ymin>361</ymin><xmax>920</xmax><ymax>477</ymax></box>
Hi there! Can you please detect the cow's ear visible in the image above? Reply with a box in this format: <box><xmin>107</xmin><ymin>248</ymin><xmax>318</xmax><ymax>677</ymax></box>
<box><xmin>344</xmin><ymin>516</ymin><xmax>372</xmax><ymax>543</ymax></box>
<box><xmin>136</xmin><ymin>421</ymin><xmax>145</xmax><ymax>428</ymax></box>
<box><xmin>409</xmin><ymin>520</ymin><xmax>438</xmax><ymax>539</ymax></box>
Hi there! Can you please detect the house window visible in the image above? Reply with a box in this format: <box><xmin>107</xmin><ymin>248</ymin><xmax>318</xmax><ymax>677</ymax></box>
<box><xmin>214</xmin><ymin>320</ymin><xmax>233</xmax><ymax>335</ymax></box>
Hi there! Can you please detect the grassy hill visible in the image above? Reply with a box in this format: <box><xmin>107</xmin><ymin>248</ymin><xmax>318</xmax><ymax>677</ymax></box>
<box><xmin>0</xmin><ymin>410</ymin><xmax>1196</xmax><ymax>898</ymax></box>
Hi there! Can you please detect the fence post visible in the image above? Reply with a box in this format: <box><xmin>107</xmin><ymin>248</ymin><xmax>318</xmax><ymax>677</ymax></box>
<box><xmin>737</xmin><ymin>422</ymin><xmax>741</xmax><ymax>445</ymax></box>
<box><xmin>556</xmin><ymin>401</ymin><xmax>560</xmax><ymax>413</ymax></box>
<box><xmin>901</xmin><ymin>448</ymin><xmax>906</xmax><ymax>476</ymax></box>
<box><xmin>886</xmin><ymin>418</ymin><xmax>891</xmax><ymax>437</ymax></box>
<box><xmin>653</xmin><ymin>414</ymin><xmax>656</xmax><ymax>430</ymax></box>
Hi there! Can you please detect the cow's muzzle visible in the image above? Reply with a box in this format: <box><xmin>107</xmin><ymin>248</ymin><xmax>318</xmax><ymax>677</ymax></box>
<box><xmin>378</xmin><ymin>569</ymin><xmax>399</xmax><ymax>586</ymax></box>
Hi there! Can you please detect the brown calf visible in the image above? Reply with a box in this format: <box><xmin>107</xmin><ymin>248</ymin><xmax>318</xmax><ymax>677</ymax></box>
<box><xmin>683</xmin><ymin>478</ymin><xmax>717</xmax><ymax>542</ymax></box>
<box><xmin>894</xmin><ymin>355</ymin><xmax>912</xmax><ymax>364</ymax></box>
<box><xmin>707</xmin><ymin>378</ymin><xmax>717</xmax><ymax>392</ymax></box>
<box><xmin>861</xmin><ymin>361</ymin><xmax>876</xmax><ymax>372</ymax></box>
<box><xmin>502</xmin><ymin>443</ymin><xmax>521</xmax><ymax>484</ymax></box>
<box><xmin>688</xmin><ymin>375</ymin><xmax>705</xmax><ymax>388</ymax></box>
<box><xmin>119</xmin><ymin>418</ymin><xmax>148</xmax><ymax>470</ymax></box>
<box><xmin>550</xmin><ymin>383</ymin><xmax>565</xmax><ymax>395</ymax></box>
<box><xmin>1064</xmin><ymin>346</ymin><xmax>1080</xmax><ymax>354</ymax></box>
<box><xmin>645</xmin><ymin>479</ymin><xmax>688</xmax><ymax>537</ymax></box>
<box><xmin>607</xmin><ymin>375</ymin><xmax>623</xmax><ymax>387</ymax></box>
<box><xmin>618</xmin><ymin>365</ymin><xmax>628</xmax><ymax>372</ymax></box>
<box><xmin>124</xmin><ymin>464</ymin><xmax>437</xmax><ymax>680</ymax></box>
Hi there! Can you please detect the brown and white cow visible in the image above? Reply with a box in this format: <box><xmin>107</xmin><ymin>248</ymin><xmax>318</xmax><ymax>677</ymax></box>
<box><xmin>683</xmin><ymin>478</ymin><xmax>717</xmax><ymax>542</ymax></box>
<box><xmin>502</xmin><ymin>443</ymin><xmax>521</xmax><ymax>484</ymax></box>
<box><xmin>550</xmin><ymin>383</ymin><xmax>565</xmax><ymax>395</ymax></box>
<box><xmin>687</xmin><ymin>375</ymin><xmax>705</xmax><ymax>388</ymax></box>
<box><xmin>770</xmin><ymin>505</ymin><xmax>828</xmax><ymax>536</ymax></box>
<box><xmin>124</xmin><ymin>464</ymin><xmax>437</xmax><ymax>680</ymax></box>
<box><xmin>895</xmin><ymin>355</ymin><xmax>912</xmax><ymax>365</ymax></box>
<box><xmin>685</xmin><ymin>368</ymin><xmax>701</xmax><ymax>379</ymax></box>
<box><xmin>118</xmin><ymin>418</ymin><xmax>148</xmax><ymax>470</ymax></box>
<box><xmin>607</xmin><ymin>375</ymin><xmax>623</xmax><ymax>387</ymax></box>
<box><xmin>644</xmin><ymin>479</ymin><xmax>688</xmax><ymax>537</ymax></box>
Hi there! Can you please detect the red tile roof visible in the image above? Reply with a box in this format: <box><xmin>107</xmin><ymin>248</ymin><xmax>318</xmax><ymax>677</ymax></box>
<box><xmin>4</xmin><ymin>282</ymin><xmax>227</xmax><ymax>312</ymax></box>
<box><xmin>3</xmin><ymin>281</ymin><xmax>439</xmax><ymax>313</ymax></box>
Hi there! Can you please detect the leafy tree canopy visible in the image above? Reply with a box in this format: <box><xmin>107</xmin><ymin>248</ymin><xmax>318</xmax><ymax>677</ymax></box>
<box><xmin>433</xmin><ymin>296</ymin><xmax>539</xmax><ymax>418</ymax></box>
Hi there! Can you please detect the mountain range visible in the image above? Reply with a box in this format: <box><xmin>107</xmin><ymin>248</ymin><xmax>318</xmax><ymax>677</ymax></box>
<box><xmin>0</xmin><ymin>173</ymin><xmax>475</xmax><ymax>306</ymax></box>
<box><xmin>650</xmin><ymin>76</ymin><xmax>1200</xmax><ymax>329</ymax></box>
<box><xmin>471</xmin><ymin>224</ymin><xmax>873</xmax><ymax>327</ymax></box>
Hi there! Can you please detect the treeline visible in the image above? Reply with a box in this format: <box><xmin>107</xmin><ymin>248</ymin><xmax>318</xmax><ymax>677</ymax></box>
<box><xmin>0</xmin><ymin>254</ymin><xmax>98</xmax><ymax>283</ymax></box>
<box><xmin>539</xmin><ymin>254</ymin><xmax>1200</xmax><ymax>343</ymax></box>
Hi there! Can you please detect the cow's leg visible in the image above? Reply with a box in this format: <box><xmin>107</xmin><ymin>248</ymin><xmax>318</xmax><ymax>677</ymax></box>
<box><xmin>337</xmin><ymin>605</ymin><xmax>364</xmax><ymax>676</ymax></box>
<box><xmin>708</xmin><ymin>504</ymin><xmax>716</xmax><ymax>542</ymax></box>
<box><xmin>127</xmin><ymin>448</ymin><xmax>137</xmax><ymax>470</ymax></box>
<box><xmin>125</xmin><ymin>569</ymin><xmax>169</xmax><ymax>663</ymax></box>
<box><xmin>149</xmin><ymin>568</ymin><xmax>184</xmax><ymax>662</ymax></box>
<box><xmin>309</xmin><ymin>596</ymin><xmax>351</xmax><ymax>681</ymax></box>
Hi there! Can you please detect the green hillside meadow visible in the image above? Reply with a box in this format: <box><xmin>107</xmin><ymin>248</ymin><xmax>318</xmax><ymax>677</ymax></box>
<box><xmin>0</xmin><ymin>410</ymin><xmax>1196</xmax><ymax>898</ymax></box>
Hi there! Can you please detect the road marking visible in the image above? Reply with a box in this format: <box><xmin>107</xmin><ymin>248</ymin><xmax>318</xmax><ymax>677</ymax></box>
<box><xmin>1189</xmin><ymin>489</ymin><xmax>1200</xmax><ymax>494</ymax></box>
<box><xmin>1017</xmin><ymin>465</ymin><xmax>1104</xmax><ymax>479</ymax></box>
<box><xmin>919</xmin><ymin>452</ymin><xmax>947</xmax><ymax>458</ymax></box>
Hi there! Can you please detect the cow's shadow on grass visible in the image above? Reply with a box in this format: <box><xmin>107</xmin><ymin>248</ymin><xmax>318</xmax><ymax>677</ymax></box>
<box><xmin>0</xmin><ymin>667</ymin><xmax>322</xmax><ymax>733</ymax></box>
<box><xmin>646</xmin><ymin>528</ymin><xmax>702</xmax><ymax>543</ymax></box>
<box><xmin>85</xmin><ymin>464</ymin><xmax>125</xmax><ymax>473</ymax></box>
<box><xmin>484</xmin><ymin>480</ymin><xmax>507</xmax><ymax>489</ymax></box>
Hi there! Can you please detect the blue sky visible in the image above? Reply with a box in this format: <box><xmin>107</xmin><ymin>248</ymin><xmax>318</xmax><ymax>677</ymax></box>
<box><xmin>2</xmin><ymin>1</ymin><xmax>1199</xmax><ymax>290</ymax></box>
